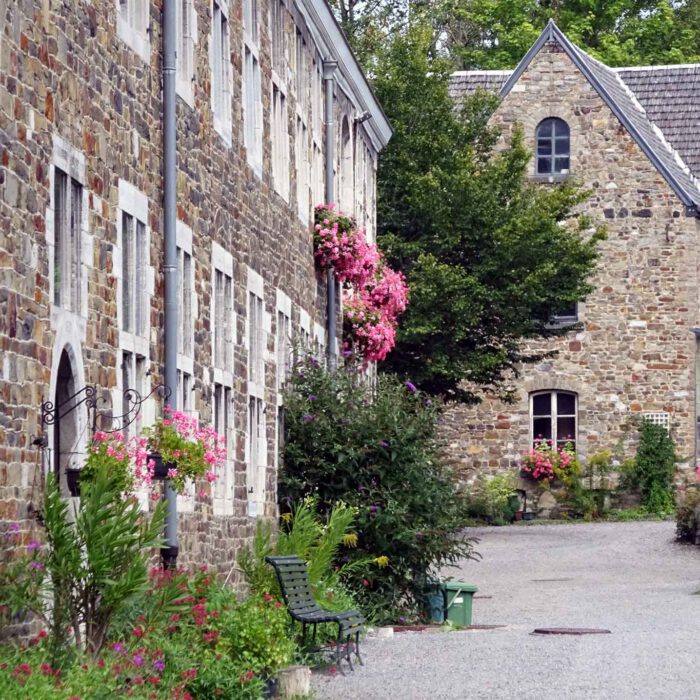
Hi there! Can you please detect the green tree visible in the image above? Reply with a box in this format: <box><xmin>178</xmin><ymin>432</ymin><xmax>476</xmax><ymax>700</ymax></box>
<box><xmin>331</xmin><ymin>1</ymin><xmax>700</xmax><ymax>69</ymax></box>
<box><xmin>374</xmin><ymin>27</ymin><xmax>603</xmax><ymax>401</ymax></box>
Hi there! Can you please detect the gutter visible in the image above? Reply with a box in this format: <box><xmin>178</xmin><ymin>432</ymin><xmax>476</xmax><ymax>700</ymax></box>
<box><xmin>162</xmin><ymin>0</ymin><xmax>179</xmax><ymax>569</ymax></box>
<box><xmin>324</xmin><ymin>60</ymin><xmax>338</xmax><ymax>369</ymax></box>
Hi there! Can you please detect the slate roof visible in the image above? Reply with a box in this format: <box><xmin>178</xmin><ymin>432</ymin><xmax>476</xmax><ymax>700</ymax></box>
<box><xmin>616</xmin><ymin>65</ymin><xmax>700</xmax><ymax>176</ymax></box>
<box><xmin>448</xmin><ymin>22</ymin><xmax>700</xmax><ymax>213</ymax></box>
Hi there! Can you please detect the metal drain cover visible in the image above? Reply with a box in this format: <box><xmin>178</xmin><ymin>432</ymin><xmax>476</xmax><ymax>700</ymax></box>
<box><xmin>532</xmin><ymin>628</ymin><xmax>611</xmax><ymax>636</ymax></box>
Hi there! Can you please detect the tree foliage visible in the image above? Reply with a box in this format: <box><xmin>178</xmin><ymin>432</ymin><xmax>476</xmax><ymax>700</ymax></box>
<box><xmin>373</xmin><ymin>28</ymin><xmax>604</xmax><ymax>401</ymax></box>
<box><xmin>332</xmin><ymin>0</ymin><xmax>700</xmax><ymax>70</ymax></box>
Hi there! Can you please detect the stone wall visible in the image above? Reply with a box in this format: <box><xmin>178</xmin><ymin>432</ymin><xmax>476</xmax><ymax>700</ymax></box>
<box><xmin>0</xmin><ymin>0</ymin><xmax>382</xmax><ymax>574</ymax></box>
<box><xmin>443</xmin><ymin>42</ymin><xmax>700</xmax><ymax>509</ymax></box>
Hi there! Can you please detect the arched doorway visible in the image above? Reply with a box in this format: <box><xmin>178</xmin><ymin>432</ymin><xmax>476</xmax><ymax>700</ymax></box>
<box><xmin>53</xmin><ymin>348</ymin><xmax>80</xmax><ymax>497</ymax></box>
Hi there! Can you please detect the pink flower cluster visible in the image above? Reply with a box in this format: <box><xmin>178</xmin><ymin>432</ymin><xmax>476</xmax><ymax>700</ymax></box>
<box><xmin>519</xmin><ymin>439</ymin><xmax>574</xmax><ymax>482</ymax></box>
<box><xmin>90</xmin><ymin>431</ymin><xmax>154</xmax><ymax>491</ymax></box>
<box><xmin>314</xmin><ymin>204</ymin><xmax>408</xmax><ymax>363</ymax></box>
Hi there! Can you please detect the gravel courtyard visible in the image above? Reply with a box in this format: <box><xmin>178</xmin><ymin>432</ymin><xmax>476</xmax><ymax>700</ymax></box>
<box><xmin>311</xmin><ymin>521</ymin><xmax>700</xmax><ymax>700</ymax></box>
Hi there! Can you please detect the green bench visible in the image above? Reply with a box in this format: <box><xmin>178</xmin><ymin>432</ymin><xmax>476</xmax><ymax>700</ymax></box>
<box><xmin>265</xmin><ymin>555</ymin><xmax>365</xmax><ymax>673</ymax></box>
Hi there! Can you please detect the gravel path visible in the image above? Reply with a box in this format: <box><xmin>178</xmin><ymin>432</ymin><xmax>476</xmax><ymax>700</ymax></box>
<box><xmin>310</xmin><ymin>521</ymin><xmax>700</xmax><ymax>700</ymax></box>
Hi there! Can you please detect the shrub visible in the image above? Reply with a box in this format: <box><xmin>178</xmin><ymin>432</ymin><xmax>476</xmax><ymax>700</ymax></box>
<box><xmin>634</xmin><ymin>421</ymin><xmax>676</xmax><ymax>514</ymax></box>
<box><xmin>0</xmin><ymin>466</ymin><xmax>165</xmax><ymax>662</ymax></box>
<box><xmin>676</xmin><ymin>488</ymin><xmax>700</xmax><ymax>542</ymax></box>
<box><xmin>280</xmin><ymin>359</ymin><xmax>478</xmax><ymax>623</ymax></box>
<box><xmin>465</xmin><ymin>473</ymin><xmax>519</xmax><ymax>525</ymax></box>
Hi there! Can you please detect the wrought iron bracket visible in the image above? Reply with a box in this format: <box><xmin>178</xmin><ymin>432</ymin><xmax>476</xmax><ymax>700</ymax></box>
<box><xmin>36</xmin><ymin>383</ymin><xmax>172</xmax><ymax>447</ymax></box>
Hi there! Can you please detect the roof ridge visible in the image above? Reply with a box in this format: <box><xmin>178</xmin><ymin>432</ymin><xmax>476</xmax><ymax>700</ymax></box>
<box><xmin>450</xmin><ymin>70</ymin><xmax>512</xmax><ymax>76</ymax></box>
<box><xmin>614</xmin><ymin>63</ymin><xmax>700</xmax><ymax>71</ymax></box>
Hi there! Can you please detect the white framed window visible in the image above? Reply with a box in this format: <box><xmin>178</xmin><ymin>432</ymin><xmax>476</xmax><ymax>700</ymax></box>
<box><xmin>176</xmin><ymin>221</ymin><xmax>196</xmax><ymax>362</ymax></box>
<box><xmin>52</xmin><ymin>169</ymin><xmax>83</xmax><ymax>313</ymax></box>
<box><xmin>117</xmin><ymin>0</ymin><xmax>150</xmax><ymax>63</ymax></box>
<box><xmin>247</xmin><ymin>268</ymin><xmax>267</xmax><ymax>517</ymax></box>
<box><xmin>120</xmin><ymin>211</ymin><xmax>148</xmax><ymax>336</ymax></box>
<box><xmin>275</xmin><ymin>291</ymin><xmax>292</xmax><ymax>474</ymax></box>
<box><xmin>270</xmin><ymin>0</ymin><xmax>285</xmax><ymax>79</ymax></box>
<box><xmin>642</xmin><ymin>412</ymin><xmax>671</xmax><ymax>432</ymax></box>
<box><xmin>295</xmin><ymin>117</ymin><xmax>309</xmax><ymax>221</ymax></box>
<box><xmin>121</xmin><ymin>350</ymin><xmax>147</xmax><ymax>441</ymax></box>
<box><xmin>531</xmin><ymin>391</ymin><xmax>577</xmax><ymax>451</ymax></box>
<box><xmin>243</xmin><ymin>0</ymin><xmax>262</xmax><ymax>174</ymax></box>
<box><xmin>176</xmin><ymin>369</ymin><xmax>194</xmax><ymax>414</ymax></box>
<box><xmin>311</xmin><ymin>59</ymin><xmax>322</xmax><ymax>141</ymax></box>
<box><xmin>295</xmin><ymin>31</ymin><xmax>308</xmax><ymax>115</ymax></box>
<box><xmin>211</xmin><ymin>243</ymin><xmax>235</xmax><ymax>377</ymax></box>
<box><xmin>175</xmin><ymin>368</ymin><xmax>197</xmax><ymax>512</ymax></box>
<box><xmin>211</xmin><ymin>0</ymin><xmax>232</xmax><ymax>144</ymax></box>
<box><xmin>340</xmin><ymin>116</ymin><xmax>354</xmax><ymax>215</ymax></box>
<box><xmin>176</xmin><ymin>0</ymin><xmax>196</xmax><ymax>106</ymax></box>
<box><xmin>313</xmin><ymin>321</ymin><xmax>326</xmax><ymax>364</ymax></box>
<box><xmin>117</xmin><ymin>181</ymin><xmax>151</xmax><ymax>350</ymax></box>
<box><xmin>213</xmin><ymin>382</ymin><xmax>234</xmax><ymax>514</ymax></box>
<box><xmin>272</xmin><ymin>84</ymin><xmax>289</xmax><ymax>200</ymax></box>
<box><xmin>211</xmin><ymin>244</ymin><xmax>235</xmax><ymax>515</ymax></box>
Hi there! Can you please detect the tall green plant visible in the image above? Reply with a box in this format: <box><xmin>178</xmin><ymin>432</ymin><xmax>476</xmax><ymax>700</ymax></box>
<box><xmin>280</xmin><ymin>359</ymin><xmax>479</xmax><ymax>622</ymax></box>
<box><xmin>634</xmin><ymin>421</ymin><xmax>677</xmax><ymax>514</ymax></box>
<box><xmin>0</xmin><ymin>468</ymin><xmax>165</xmax><ymax>660</ymax></box>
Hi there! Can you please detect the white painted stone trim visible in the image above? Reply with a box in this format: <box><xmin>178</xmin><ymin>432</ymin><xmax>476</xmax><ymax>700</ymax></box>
<box><xmin>176</xmin><ymin>220</ymin><xmax>196</xmax><ymax>371</ymax></box>
<box><xmin>210</xmin><ymin>0</ymin><xmax>233</xmax><ymax>146</ymax></box>
<box><xmin>116</xmin><ymin>179</ymin><xmax>153</xmax><ymax>358</ymax></box>
<box><xmin>116</xmin><ymin>0</ymin><xmax>151</xmax><ymax>64</ymax></box>
<box><xmin>176</xmin><ymin>0</ymin><xmax>197</xmax><ymax>108</ymax></box>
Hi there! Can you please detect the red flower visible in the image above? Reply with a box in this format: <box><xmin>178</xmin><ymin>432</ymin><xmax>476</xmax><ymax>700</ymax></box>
<box><xmin>362</xmin><ymin>579</ymin><xmax>369</xmax><ymax>587</ymax></box>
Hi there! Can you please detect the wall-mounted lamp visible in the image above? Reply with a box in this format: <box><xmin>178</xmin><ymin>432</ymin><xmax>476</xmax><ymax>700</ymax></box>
<box><xmin>355</xmin><ymin>110</ymin><xmax>371</xmax><ymax>124</ymax></box>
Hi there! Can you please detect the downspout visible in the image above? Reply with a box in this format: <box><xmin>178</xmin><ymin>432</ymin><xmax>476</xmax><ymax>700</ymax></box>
<box><xmin>162</xmin><ymin>0</ymin><xmax>179</xmax><ymax>569</ymax></box>
<box><xmin>323</xmin><ymin>60</ymin><xmax>338</xmax><ymax>369</ymax></box>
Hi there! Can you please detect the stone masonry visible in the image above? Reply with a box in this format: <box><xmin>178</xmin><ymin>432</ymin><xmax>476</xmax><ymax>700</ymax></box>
<box><xmin>0</xmin><ymin>0</ymin><xmax>389</xmax><ymax>578</ymax></box>
<box><xmin>444</xmin><ymin>34</ymin><xmax>700</xmax><ymax>512</ymax></box>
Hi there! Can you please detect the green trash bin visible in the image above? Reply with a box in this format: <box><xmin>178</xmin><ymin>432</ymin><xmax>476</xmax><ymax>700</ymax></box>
<box><xmin>442</xmin><ymin>581</ymin><xmax>478</xmax><ymax>626</ymax></box>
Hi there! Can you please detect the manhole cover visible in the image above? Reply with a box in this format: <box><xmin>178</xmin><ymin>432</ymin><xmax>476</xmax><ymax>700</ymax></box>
<box><xmin>473</xmin><ymin>595</ymin><xmax>493</xmax><ymax>599</ymax></box>
<box><xmin>532</xmin><ymin>628</ymin><xmax>611</xmax><ymax>636</ymax></box>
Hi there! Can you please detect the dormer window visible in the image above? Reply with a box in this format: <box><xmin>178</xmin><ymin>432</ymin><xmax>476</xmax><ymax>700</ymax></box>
<box><xmin>536</xmin><ymin>118</ymin><xmax>570</xmax><ymax>175</ymax></box>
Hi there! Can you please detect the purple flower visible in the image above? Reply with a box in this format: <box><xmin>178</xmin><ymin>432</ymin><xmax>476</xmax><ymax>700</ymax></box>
<box><xmin>112</xmin><ymin>642</ymin><xmax>125</xmax><ymax>654</ymax></box>
<box><xmin>26</xmin><ymin>540</ymin><xmax>40</xmax><ymax>552</ymax></box>
<box><xmin>379</xmin><ymin>440</ymin><xmax>390</xmax><ymax>448</ymax></box>
<box><xmin>415</xmin><ymin>531</ymin><xmax>423</xmax><ymax>538</ymax></box>
<box><xmin>302</xmin><ymin>414</ymin><xmax>314</xmax><ymax>422</ymax></box>
<box><xmin>425</xmin><ymin>399</ymin><xmax>432</xmax><ymax>406</ymax></box>
<box><xmin>8</xmin><ymin>523</ymin><xmax>21</xmax><ymax>533</ymax></box>
<box><xmin>369</xmin><ymin>505</ymin><xmax>379</xmax><ymax>513</ymax></box>
<box><xmin>298</xmin><ymin>369</ymin><xmax>305</xmax><ymax>378</ymax></box>
<box><xmin>152</xmin><ymin>659</ymin><xmax>165</xmax><ymax>672</ymax></box>
<box><xmin>132</xmin><ymin>654</ymin><xmax>144</xmax><ymax>667</ymax></box>
<box><xmin>308</xmin><ymin>395</ymin><xmax>318</xmax><ymax>402</ymax></box>
<box><xmin>29</xmin><ymin>561</ymin><xmax>44</xmax><ymax>570</ymax></box>
<box><xmin>342</xmin><ymin>350</ymin><xmax>353</xmax><ymax>358</ymax></box>
<box><xmin>405</xmin><ymin>381</ymin><xmax>417</xmax><ymax>393</ymax></box>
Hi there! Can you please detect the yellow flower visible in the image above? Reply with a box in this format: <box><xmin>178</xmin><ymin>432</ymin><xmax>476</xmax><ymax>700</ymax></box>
<box><xmin>342</xmin><ymin>533</ymin><xmax>358</xmax><ymax>548</ymax></box>
<box><xmin>281</xmin><ymin>512</ymin><xmax>292</xmax><ymax>523</ymax></box>
<box><xmin>374</xmin><ymin>556</ymin><xmax>389</xmax><ymax>568</ymax></box>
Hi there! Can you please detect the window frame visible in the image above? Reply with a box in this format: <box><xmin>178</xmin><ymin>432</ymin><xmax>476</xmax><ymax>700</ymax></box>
<box><xmin>211</xmin><ymin>0</ymin><xmax>233</xmax><ymax>145</ymax></box>
<box><xmin>117</xmin><ymin>0</ymin><xmax>150</xmax><ymax>63</ymax></box>
<box><xmin>176</xmin><ymin>0</ymin><xmax>196</xmax><ymax>106</ymax></box>
<box><xmin>535</xmin><ymin>117</ymin><xmax>570</xmax><ymax>178</ymax></box>
<box><xmin>246</xmin><ymin>268</ymin><xmax>267</xmax><ymax>518</ymax></box>
<box><xmin>530</xmin><ymin>390</ymin><xmax>578</xmax><ymax>452</ymax></box>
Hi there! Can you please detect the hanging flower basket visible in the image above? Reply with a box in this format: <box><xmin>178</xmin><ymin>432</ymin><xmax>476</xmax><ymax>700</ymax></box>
<box><xmin>148</xmin><ymin>453</ymin><xmax>175</xmax><ymax>480</ymax></box>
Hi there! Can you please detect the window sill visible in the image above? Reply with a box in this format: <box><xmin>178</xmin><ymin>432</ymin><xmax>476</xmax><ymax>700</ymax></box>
<box><xmin>531</xmin><ymin>173</ymin><xmax>570</xmax><ymax>184</ymax></box>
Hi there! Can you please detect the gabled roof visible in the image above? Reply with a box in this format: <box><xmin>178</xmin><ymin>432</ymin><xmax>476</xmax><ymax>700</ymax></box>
<box><xmin>449</xmin><ymin>21</ymin><xmax>700</xmax><ymax>214</ymax></box>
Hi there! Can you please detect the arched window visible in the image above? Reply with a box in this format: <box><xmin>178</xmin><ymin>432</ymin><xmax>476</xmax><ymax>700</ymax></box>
<box><xmin>536</xmin><ymin>118</ymin><xmax>570</xmax><ymax>175</ymax></box>
<box><xmin>530</xmin><ymin>390</ymin><xmax>577</xmax><ymax>451</ymax></box>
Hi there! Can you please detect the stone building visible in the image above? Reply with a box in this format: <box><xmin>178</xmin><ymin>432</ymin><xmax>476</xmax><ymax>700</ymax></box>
<box><xmin>445</xmin><ymin>21</ymin><xmax>700</xmax><ymax>512</ymax></box>
<box><xmin>0</xmin><ymin>0</ymin><xmax>390</xmax><ymax>570</ymax></box>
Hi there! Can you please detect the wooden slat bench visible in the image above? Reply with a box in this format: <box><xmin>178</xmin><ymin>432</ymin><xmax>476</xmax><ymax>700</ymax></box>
<box><xmin>265</xmin><ymin>555</ymin><xmax>365</xmax><ymax>673</ymax></box>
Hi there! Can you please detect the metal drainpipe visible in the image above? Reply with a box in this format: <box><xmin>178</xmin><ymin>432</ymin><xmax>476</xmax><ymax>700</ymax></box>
<box><xmin>162</xmin><ymin>0</ymin><xmax>179</xmax><ymax>569</ymax></box>
<box><xmin>323</xmin><ymin>60</ymin><xmax>338</xmax><ymax>369</ymax></box>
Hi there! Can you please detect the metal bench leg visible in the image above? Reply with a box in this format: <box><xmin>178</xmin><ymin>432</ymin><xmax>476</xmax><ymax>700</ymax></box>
<box><xmin>335</xmin><ymin>633</ymin><xmax>346</xmax><ymax>676</ymax></box>
<box><xmin>355</xmin><ymin>630</ymin><xmax>363</xmax><ymax>666</ymax></box>
<box><xmin>345</xmin><ymin>634</ymin><xmax>354</xmax><ymax>672</ymax></box>
<box><xmin>312</xmin><ymin>623</ymin><xmax>317</xmax><ymax>646</ymax></box>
